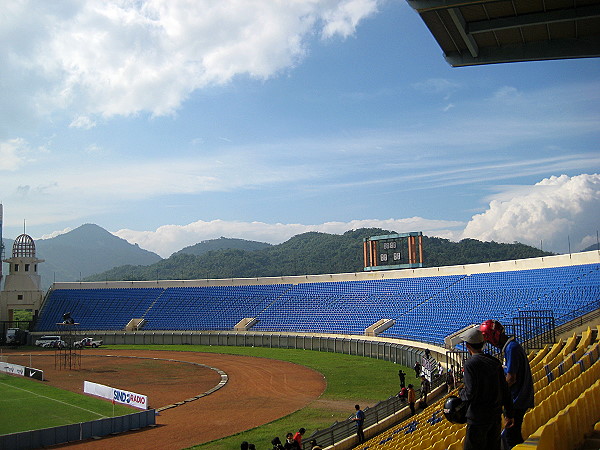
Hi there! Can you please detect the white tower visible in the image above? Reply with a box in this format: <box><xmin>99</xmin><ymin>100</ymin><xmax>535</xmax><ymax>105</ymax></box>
<box><xmin>0</xmin><ymin>232</ymin><xmax>45</xmax><ymax>322</ymax></box>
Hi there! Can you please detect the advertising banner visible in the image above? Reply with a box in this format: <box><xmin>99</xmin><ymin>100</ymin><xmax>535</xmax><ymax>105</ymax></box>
<box><xmin>1</xmin><ymin>362</ymin><xmax>25</xmax><ymax>376</ymax></box>
<box><xmin>1</xmin><ymin>362</ymin><xmax>44</xmax><ymax>380</ymax></box>
<box><xmin>84</xmin><ymin>380</ymin><xmax>148</xmax><ymax>409</ymax></box>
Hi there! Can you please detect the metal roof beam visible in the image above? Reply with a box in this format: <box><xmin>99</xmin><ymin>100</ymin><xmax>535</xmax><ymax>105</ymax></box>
<box><xmin>407</xmin><ymin>0</ymin><xmax>500</xmax><ymax>12</ymax></box>
<box><xmin>469</xmin><ymin>5</ymin><xmax>600</xmax><ymax>34</ymax></box>
<box><xmin>445</xmin><ymin>35</ymin><xmax>600</xmax><ymax>66</ymax></box>
<box><xmin>448</xmin><ymin>7</ymin><xmax>479</xmax><ymax>57</ymax></box>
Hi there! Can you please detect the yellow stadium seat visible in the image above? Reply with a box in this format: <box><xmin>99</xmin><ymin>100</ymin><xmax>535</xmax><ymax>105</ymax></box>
<box><xmin>447</xmin><ymin>440</ymin><xmax>462</xmax><ymax>450</ymax></box>
<box><xmin>522</xmin><ymin>406</ymin><xmax>540</xmax><ymax>440</ymax></box>
<box><xmin>580</xmin><ymin>327</ymin><xmax>593</xmax><ymax>349</ymax></box>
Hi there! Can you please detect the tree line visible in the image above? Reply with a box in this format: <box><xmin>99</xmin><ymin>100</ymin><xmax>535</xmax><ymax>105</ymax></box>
<box><xmin>85</xmin><ymin>228</ymin><xmax>553</xmax><ymax>282</ymax></box>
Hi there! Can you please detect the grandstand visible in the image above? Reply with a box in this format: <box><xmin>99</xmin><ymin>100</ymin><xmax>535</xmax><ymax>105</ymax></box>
<box><xmin>30</xmin><ymin>250</ymin><xmax>600</xmax><ymax>449</ymax></box>
<box><xmin>35</xmin><ymin>252</ymin><xmax>599</xmax><ymax>347</ymax></box>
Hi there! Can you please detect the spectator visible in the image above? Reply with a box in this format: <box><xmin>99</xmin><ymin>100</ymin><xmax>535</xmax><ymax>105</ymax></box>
<box><xmin>241</xmin><ymin>442</ymin><xmax>249</xmax><ymax>450</ymax></box>
<box><xmin>293</xmin><ymin>428</ymin><xmax>306</xmax><ymax>448</ymax></box>
<box><xmin>398</xmin><ymin>386</ymin><xmax>408</xmax><ymax>402</ymax></box>
<box><xmin>420</xmin><ymin>374</ymin><xmax>431</xmax><ymax>407</ymax></box>
<box><xmin>407</xmin><ymin>384</ymin><xmax>416</xmax><ymax>416</ymax></box>
<box><xmin>284</xmin><ymin>432</ymin><xmax>300</xmax><ymax>450</ymax></box>
<box><xmin>459</xmin><ymin>326</ymin><xmax>514</xmax><ymax>450</ymax></box>
<box><xmin>271</xmin><ymin>436</ymin><xmax>284</xmax><ymax>450</ymax></box>
<box><xmin>309</xmin><ymin>439</ymin><xmax>323</xmax><ymax>449</ymax></box>
<box><xmin>413</xmin><ymin>361</ymin><xmax>421</xmax><ymax>377</ymax></box>
<box><xmin>398</xmin><ymin>369</ymin><xmax>406</xmax><ymax>388</ymax></box>
<box><xmin>481</xmin><ymin>320</ymin><xmax>534</xmax><ymax>449</ymax></box>
<box><xmin>352</xmin><ymin>404</ymin><xmax>366</xmax><ymax>443</ymax></box>
<box><xmin>446</xmin><ymin>368</ymin><xmax>456</xmax><ymax>393</ymax></box>
<box><xmin>248</xmin><ymin>445</ymin><xmax>256</xmax><ymax>450</ymax></box>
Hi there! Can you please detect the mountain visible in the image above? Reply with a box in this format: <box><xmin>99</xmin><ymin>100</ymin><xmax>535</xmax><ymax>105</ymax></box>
<box><xmin>582</xmin><ymin>243</ymin><xmax>599</xmax><ymax>252</ymax></box>
<box><xmin>84</xmin><ymin>229</ymin><xmax>555</xmax><ymax>282</ymax></box>
<box><xmin>2</xmin><ymin>224</ymin><xmax>162</xmax><ymax>290</ymax></box>
<box><xmin>174</xmin><ymin>237</ymin><xmax>272</xmax><ymax>256</ymax></box>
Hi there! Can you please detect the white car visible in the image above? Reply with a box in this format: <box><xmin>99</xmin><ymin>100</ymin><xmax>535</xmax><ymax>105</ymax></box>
<box><xmin>35</xmin><ymin>335</ymin><xmax>61</xmax><ymax>346</ymax></box>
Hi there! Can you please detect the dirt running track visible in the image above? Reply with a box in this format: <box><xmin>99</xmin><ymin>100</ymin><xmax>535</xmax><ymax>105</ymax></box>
<box><xmin>4</xmin><ymin>349</ymin><xmax>327</xmax><ymax>449</ymax></box>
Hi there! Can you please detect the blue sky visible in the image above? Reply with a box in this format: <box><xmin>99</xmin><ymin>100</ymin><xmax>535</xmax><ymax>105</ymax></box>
<box><xmin>1</xmin><ymin>0</ymin><xmax>599</xmax><ymax>258</ymax></box>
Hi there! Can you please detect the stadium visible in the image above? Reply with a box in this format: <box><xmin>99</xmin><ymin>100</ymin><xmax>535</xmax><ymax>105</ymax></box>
<box><xmin>2</xmin><ymin>237</ymin><xmax>600</xmax><ymax>449</ymax></box>
<box><xmin>2</xmin><ymin>1</ymin><xmax>600</xmax><ymax>449</ymax></box>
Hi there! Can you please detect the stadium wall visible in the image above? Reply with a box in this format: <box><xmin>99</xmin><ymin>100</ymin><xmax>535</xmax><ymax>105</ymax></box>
<box><xmin>0</xmin><ymin>409</ymin><xmax>156</xmax><ymax>449</ymax></box>
<box><xmin>49</xmin><ymin>250</ymin><xmax>600</xmax><ymax>291</ymax></box>
<box><xmin>59</xmin><ymin>330</ymin><xmax>455</xmax><ymax>374</ymax></box>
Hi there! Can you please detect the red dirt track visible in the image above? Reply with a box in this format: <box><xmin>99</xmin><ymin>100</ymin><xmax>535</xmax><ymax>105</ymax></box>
<box><xmin>4</xmin><ymin>349</ymin><xmax>327</xmax><ymax>449</ymax></box>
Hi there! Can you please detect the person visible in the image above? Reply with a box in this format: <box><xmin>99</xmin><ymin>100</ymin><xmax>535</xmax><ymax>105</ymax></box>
<box><xmin>420</xmin><ymin>374</ymin><xmax>431</xmax><ymax>407</ymax></box>
<box><xmin>480</xmin><ymin>320</ymin><xmax>534</xmax><ymax>449</ymax></box>
<box><xmin>413</xmin><ymin>361</ymin><xmax>421</xmax><ymax>377</ymax></box>
<box><xmin>407</xmin><ymin>384</ymin><xmax>416</xmax><ymax>415</ymax></box>
<box><xmin>271</xmin><ymin>436</ymin><xmax>285</xmax><ymax>450</ymax></box>
<box><xmin>446</xmin><ymin>368</ymin><xmax>456</xmax><ymax>393</ymax></box>
<box><xmin>459</xmin><ymin>326</ymin><xmax>514</xmax><ymax>450</ymax></box>
<box><xmin>248</xmin><ymin>445</ymin><xmax>256</xmax><ymax>450</ymax></box>
<box><xmin>398</xmin><ymin>386</ymin><xmax>408</xmax><ymax>402</ymax></box>
<box><xmin>241</xmin><ymin>442</ymin><xmax>249</xmax><ymax>450</ymax></box>
<box><xmin>293</xmin><ymin>428</ymin><xmax>306</xmax><ymax>448</ymax></box>
<box><xmin>398</xmin><ymin>369</ymin><xmax>406</xmax><ymax>388</ymax></box>
<box><xmin>309</xmin><ymin>439</ymin><xmax>323</xmax><ymax>449</ymax></box>
<box><xmin>352</xmin><ymin>404</ymin><xmax>366</xmax><ymax>443</ymax></box>
<box><xmin>284</xmin><ymin>433</ymin><xmax>300</xmax><ymax>450</ymax></box>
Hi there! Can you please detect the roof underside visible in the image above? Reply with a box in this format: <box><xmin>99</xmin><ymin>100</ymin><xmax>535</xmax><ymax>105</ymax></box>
<box><xmin>407</xmin><ymin>0</ymin><xmax>600</xmax><ymax>66</ymax></box>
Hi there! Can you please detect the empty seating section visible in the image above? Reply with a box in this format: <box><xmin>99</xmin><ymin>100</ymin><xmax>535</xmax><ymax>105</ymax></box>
<box><xmin>253</xmin><ymin>276</ymin><xmax>462</xmax><ymax>334</ymax></box>
<box><xmin>35</xmin><ymin>263</ymin><xmax>599</xmax><ymax>337</ymax></box>
<box><xmin>35</xmin><ymin>288</ymin><xmax>163</xmax><ymax>331</ymax></box>
<box><xmin>382</xmin><ymin>264</ymin><xmax>600</xmax><ymax>344</ymax></box>
<box><xmin>142</xmin><ymin>285</ymin><xmax>291</xmax><ymax>330</ymax></box>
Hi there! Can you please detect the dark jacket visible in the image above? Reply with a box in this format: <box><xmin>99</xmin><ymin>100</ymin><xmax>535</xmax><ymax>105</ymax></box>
<box><xmin>460</xmin><ymin>353</ymin><xmax>514</xmax><ymax>425</ymax></box>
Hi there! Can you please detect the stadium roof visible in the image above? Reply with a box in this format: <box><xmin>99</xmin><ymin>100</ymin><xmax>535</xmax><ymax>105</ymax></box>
<box><xmin>407</xmin><ymin>0</ymin><xmax>600</xmax><ymax>66</ymax></box>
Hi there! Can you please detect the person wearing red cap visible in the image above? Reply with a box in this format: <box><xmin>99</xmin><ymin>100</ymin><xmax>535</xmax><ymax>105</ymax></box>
<box><xmin>480</xmin><ymin>320</ymin><xmax>534</xmax><ymax>449</ymax></box>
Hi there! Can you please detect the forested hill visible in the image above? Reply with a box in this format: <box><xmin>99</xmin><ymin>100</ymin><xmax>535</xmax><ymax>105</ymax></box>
<box><xmin>85</xmin><ymin>229</ymin><xmax>554</xmax><ymax>282</ymax></box>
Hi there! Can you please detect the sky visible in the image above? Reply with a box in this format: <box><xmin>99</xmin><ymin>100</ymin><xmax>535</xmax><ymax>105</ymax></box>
<box><xmin>1</xmin><ymin>0</ymin><xmax>599</xmax><ymax>259</ymax></box>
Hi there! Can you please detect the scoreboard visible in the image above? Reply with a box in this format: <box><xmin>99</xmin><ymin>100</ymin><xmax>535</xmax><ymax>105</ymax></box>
<box><xmin>363</xmin><ymin>232</ymin><xmax>423</xmax><ymax>271</ymax></box>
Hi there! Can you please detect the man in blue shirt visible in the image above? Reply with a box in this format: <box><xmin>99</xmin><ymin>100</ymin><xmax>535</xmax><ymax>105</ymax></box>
<box><xmin>352</xmin><ymin>404</ymin><xmax>365</xmax><ymax>443</ymax></box>
<box><xmin>481</xmin><ymin>320</ymin><xmax>535</xmax><ymax>449</ymax></box>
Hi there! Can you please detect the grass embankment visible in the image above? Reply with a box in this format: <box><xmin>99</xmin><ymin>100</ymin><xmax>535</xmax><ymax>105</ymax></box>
<box><xmin>109</xmin><ymin>345</ymin><xmax>419</xmax><ymax>450</ymax></box>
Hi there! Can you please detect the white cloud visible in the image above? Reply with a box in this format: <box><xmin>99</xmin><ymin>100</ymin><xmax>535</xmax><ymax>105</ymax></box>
<box><xmin>412</xmin><ymin>78</ymin><xmax>461</xmax><ymax>96</ymax></box>
<box><xmin>69</xmin><ymin>116</ymin><xmax>96</xmax><ymax>129</ymax></box>
<box><xmin>114</xmin><ymin>216</ymin><xmax>463</xmax><ymax>258</ymax></box>
<box><xmin>462</xmin><ymin>174</ymin><xmax>600</xmax><ymax>253</ymax></box>
<box><xmin>2</xmin><ymin>0</ymin><xmax>380</xmax><ymax>122</ymax></box>
<box><xmin>0</xmin><ymin>138</ymin><xmax>30</xmax><ymax>171</ymax></box>
<box><xmin>40</xmin><ymin>227</ymin><xmax>73</xmax><ymax>239</ymax></box>
<box><xmin>321</xmin><ymin>0</ymin><xmax>379</xmax><ymax>38</ymax></box>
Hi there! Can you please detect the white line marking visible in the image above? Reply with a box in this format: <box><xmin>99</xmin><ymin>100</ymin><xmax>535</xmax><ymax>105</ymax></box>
<box><xmin>0</xmin><ymin>381</ymin><xmax>109</xmax><ymax>418</ymax></box>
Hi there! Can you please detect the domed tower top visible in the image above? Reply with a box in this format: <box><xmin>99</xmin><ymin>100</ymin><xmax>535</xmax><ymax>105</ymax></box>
<box><xmin>12</xmin><ymin>234</ymin><xmax>36</xmax><ymax>258</ymax></box>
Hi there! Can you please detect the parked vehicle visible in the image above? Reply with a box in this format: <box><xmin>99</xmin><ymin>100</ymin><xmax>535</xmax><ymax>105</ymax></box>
<box><xmin>35</xmin><ymin>335</ymin><xmax>61</xmax><ymax>347</ymax></box>
<box><xmin>43</xmin><ymin>339</ymin><xmax>66</xmax><ymax>348</ymax></box>
<box><xmin>6</xmin><ymin>328</ymin><xmax>21</xmax><ymax>344</ymax></box>
<box><xmin>74</xmin><ymin>337</ymin><xmax>103</xmax><ymax>348</ymax></box>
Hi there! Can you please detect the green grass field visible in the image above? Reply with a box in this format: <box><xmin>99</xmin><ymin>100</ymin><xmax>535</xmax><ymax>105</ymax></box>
<box><xmin>0</xmin><ymin>372</ymin><xmax>133</xmax><ymax>435</ymax></box>
<box><xmin>109</xmin><ymin>345</ymin><xmax>419</xmax><ymax>450</ymax></box>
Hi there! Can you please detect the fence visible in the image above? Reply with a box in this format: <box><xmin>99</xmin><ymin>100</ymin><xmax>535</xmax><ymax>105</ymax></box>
<box><xmin>0</xmin><ymin>409</ymin><xmax>156</xmax><ymax>450</ymax></box>
<box><xmin>306</xmin><ymin>373</ymin><xmax>447</xmax><ymax>449</ymax></box>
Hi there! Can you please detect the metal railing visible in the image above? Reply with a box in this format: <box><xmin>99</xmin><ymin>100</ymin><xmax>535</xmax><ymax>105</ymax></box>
<box><xmin>304</xmin><ymin>374</ymin><xmax>447</xmax><ymax>448</ymax></box>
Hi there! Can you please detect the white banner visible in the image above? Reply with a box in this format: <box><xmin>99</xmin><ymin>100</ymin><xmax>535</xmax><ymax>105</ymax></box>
<box><xmin>1</xmin><ymin>362</ymin><xmax>25</xmax><ymax>377</ymax></box>
<box><xmin>84</xmin><ymin>380</ymin><xmax>148</xmax><ymax>410</ymax></box>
